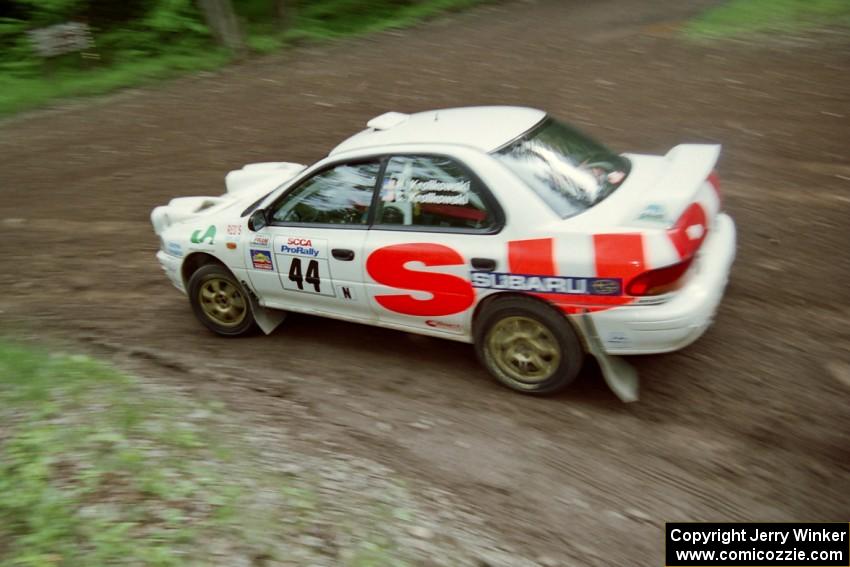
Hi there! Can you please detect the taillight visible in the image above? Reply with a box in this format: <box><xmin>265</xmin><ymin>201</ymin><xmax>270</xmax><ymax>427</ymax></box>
<box><xmin>626</xmin><ymin>257</ymin><xmax>694</xmax><ymax>296</ymax></box>
<box><xmin>708</xmin><ymin>170</ymin><xmax>721</xmax><ymax>208</ymax></box>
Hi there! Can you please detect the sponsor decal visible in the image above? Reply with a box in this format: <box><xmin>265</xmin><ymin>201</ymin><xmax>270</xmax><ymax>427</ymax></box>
<box><xmin>251</xmin><ymin>234</ymin><xmax>271</xmax><ymax>247</ymax></box>
<box><xmin>471</xmin><ymin>272</ymin><xmax>622</xmax><ymax>296</ymax></box>
<box><xmin>280</xmin><ymin>237</ymin><xmax>320</xmax><ymax>258</ymax></box>
<box><xmin>276</xmin><ymin>237</ymin><xmax>333</xmax><ymax>296</ymax></box>
<box><xmin>366</xmin><ymin>237</ymin><xmax>640</xmax><ymax>318</ymax></box>
<box><xmin>382</xmin><ymin>178</ymin><xmax>470</xmax><ymax>205</ymax></box>
<box><xmin>166</xmin><ymin>241</ymin><xmax>183</xmax><ymax>257</ymax></box>
<box><xmin>513</xmin><ymin>236</ymin><xmax>639</xmax><ymax>313</ymax></box>
<box><xmin>190</xmin><ymin>225</ymin><xmax>216</xmax><ymax>245</ymax></box>
<box><xmin>366</xmin><ymin>243</ymin><xmax>475</xmax><ymax>317</ymax></box>
<box><xmin>280</xmin><ymin>245</ymin><xmax>319</xmax><ymax>257</ymax></box>
<box><xmin>425</xmin><ymin>320</ymin><xmax>462</xmax><ymax>330</ymax></box>
<box><xmin>591</xmin><ymin>278</ymin><xmax>620</xmax><ymax>295</ymax></box>
<box><xmin>637</xmin><ymin>203</ymin><xmax>668</xmax><ymax>223</ymax></box>
<box><xmin>226</xmin><ymin>223</ymin><xmax>241</xmax><ymax>236</ymax></box>
<box><xmin>604</xmin><ymin>331</ymin><xmax>632</xmax><ymax>347</ymax></box>
<box><xmin>251</xmin><ymin>249</ymin><xmax>274</xmax><ymax>271</ymax></box>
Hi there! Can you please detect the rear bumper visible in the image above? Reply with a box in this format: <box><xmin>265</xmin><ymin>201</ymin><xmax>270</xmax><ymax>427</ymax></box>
<box><xmin>156</xmin><ymin>250</ymin><xmax>186</xmax><ymax>293</ymax></box>
<box><xmin>590</xmin><ymin>213</ymin><xmax>736</xmax><ymax>354</ymax></box>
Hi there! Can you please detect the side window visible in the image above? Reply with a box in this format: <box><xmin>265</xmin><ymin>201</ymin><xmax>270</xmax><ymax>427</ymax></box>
<box><xmin>375</xmin><ymin>155</ymin><xmax>495</xmax><ymax>231</ymax></box>
<box><xmin>271</xmin><ymin>161</ymin><xmax>380</xmax><ymax>225</ymax></box>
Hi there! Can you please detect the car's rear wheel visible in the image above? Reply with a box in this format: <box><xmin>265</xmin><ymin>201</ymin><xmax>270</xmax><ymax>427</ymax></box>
<box><xmin>187</xmin><ymin>264</ymin><xmax>256</xmax><ymax>336</ymax></box>
<box><xmin>474</xmin><ymin>296</ymin><xmax>584</xmax><ymax>394</ymax></box>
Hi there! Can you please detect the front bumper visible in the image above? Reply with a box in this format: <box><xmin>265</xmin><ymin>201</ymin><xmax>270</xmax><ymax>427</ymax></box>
<box><xmin>156</xmin><ymin>250</ymin><xmax>186</xmax><ymax>293</ymax></box>
<box><xmin>590</xmin><ymin>213</ymin><xmax>737</xmax><ymax>355</ymax></box>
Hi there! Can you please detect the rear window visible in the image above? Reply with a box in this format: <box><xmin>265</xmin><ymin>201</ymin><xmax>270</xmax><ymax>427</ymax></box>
<box><xmin>493</xmin><ymin>117</ymin><xmax>630</xmax><ymax>219</ymax></box>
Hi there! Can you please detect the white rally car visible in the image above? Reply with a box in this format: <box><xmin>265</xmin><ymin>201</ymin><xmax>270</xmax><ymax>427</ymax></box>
<box><xmin>151</xmin><ymin>106</ymin><xmax>736</xmax><ymax>395</ymax></box>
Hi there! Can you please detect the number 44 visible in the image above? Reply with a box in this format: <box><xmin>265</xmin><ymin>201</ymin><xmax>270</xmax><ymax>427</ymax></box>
<box><xmin>288</xmin><ymin>258</ymin><xmax>321</xmax><ymax>292</ymax></box>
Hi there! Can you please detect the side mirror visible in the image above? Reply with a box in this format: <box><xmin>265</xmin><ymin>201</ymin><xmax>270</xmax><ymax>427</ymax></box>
<box><xmin>248</xmin><ymin>209</ymin><xmax>268</xmax><ymax>232</ymax></box>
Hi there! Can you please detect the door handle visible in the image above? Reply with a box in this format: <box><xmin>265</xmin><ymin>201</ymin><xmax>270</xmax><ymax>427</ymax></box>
<box><xmin>471</xmin><ymin>257</ymin><xmax>497</xmax><ymax>271</ymax></box>
<box><xmin>332</xmin><ymin>248</ymin><xmax>355</xmax><ymax>261</ymax></box>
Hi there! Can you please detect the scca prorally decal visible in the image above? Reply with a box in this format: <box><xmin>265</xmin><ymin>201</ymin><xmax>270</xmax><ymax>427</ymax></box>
<box><xmin>251</xmin><ymin>249</ymin><xmax>274</xmax><ymax>271</ymax></box>
<box><xmin>280</xmin><ymin>238</ymin><xmax>319</xmax><ymax>258</ymax></box>
<box><xmin>191</xmin><ymin>225</ymin><xmax>216</xmax><ymax>245</ymax></box>
<box><xmin>471</xmin><ymin>272</ymin><xmax>622</xmax><ymax>296</ymax></box>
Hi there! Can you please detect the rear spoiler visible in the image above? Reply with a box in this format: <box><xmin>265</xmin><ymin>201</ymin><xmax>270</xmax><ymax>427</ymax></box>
<box><xmin>635</xmin><ymin>144</ymin><xmax>720</xmax><ymax>228</ymax></box>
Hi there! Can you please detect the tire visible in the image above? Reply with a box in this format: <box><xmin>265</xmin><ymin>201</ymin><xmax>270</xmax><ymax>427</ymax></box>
<box><xmin>474</xmin><ymin>296</ymin><xmax>584</xmax><ymax>395</ymax></box>
<box><xmin>187</xmin><ymin>264</ymin><xmax>257</xmax><ymax>336</ymax></box>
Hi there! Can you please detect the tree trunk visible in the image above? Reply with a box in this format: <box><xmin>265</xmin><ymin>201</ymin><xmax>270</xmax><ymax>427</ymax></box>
<box><xmin>197</xmin><ymin>0</ymin><xmax>244</xmax><ymax>52</ymax></box>
<box><xmin>275</xmin><ymin>0</ymin><xmax>294</xmax><ymax>29</ymax></box>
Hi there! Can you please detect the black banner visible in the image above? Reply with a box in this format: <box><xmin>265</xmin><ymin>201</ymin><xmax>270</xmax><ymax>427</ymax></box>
<box><xmin>666</xmin><ymin>523</ymin><xmax>849</xmax><ymax>566</ymax></box>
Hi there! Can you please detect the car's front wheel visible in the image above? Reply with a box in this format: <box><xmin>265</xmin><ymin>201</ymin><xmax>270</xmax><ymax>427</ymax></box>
<box><xmin>474</xmin><ymin>296</ymin><xmax>584</xmax><ymax>394</ymax></box>
<box><xmin>187</xmin><ymin>264</ymin><xmax>256</xmax><ymax>336</ymax></box>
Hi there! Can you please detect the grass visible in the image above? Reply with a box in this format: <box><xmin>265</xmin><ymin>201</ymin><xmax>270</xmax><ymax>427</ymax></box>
<box><xmin>0</xmin><ymin>341</ymin><xmax>423</xmax><ymax>566</ymax></box>
<box><xmin>0</xmin><ymin>50</ymin><xmax>230</xmax><ymax>117</ymax></box>
<box><xmin>685</xmin><ymin>0</ymin><xmax>850</xmax><ymax>38</ymax></box>
<box><xmin>0</xmin><ymin>0</ymin><xmax>484</xmax><ymax>117</ymax></box>
<box><xmin>0</xmin><ymin>344</ymin><xmax>208</xmax><ymax>566</ymax></box>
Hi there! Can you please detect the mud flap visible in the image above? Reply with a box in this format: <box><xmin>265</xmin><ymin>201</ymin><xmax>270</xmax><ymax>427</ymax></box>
<box><xmin>574</xmin><ymin>310</ymin><xmax>639</xmax><ymax>403</ymax></box>
<box><xmin>248</xmin><ymin>296</ymin><xmax>286</xmax><ymax>335</ymax></box>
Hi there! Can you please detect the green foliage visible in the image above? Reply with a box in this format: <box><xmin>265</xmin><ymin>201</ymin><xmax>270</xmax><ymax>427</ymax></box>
<box><xmin>143</xmin><ymin>0</ymin><xmax>208</xmax><ymax>35</ymax></box>
<box><xmin>686</xmin><ymin>0</ymin><xmax>850</xmax><ymax>38</ymax></box>
<box><xmin>0</xmin><ymin>17</ymin><xmax>39</xmax><ymax>76</ymax></box>
<box><xmin>13</xmin><ymin>0</ymin><xmax>84</xmax><ymax>26</ymax></box>
<box><xmin>0</xmin><ymin>0</ymin><xmax>485</xmax><ymax>116</ymax></box>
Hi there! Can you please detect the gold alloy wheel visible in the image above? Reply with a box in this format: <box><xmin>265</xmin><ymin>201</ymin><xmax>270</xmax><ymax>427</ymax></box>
<box><xmin>486</xmin><ymin>316</ymin><xmax>561</xmax><ymax>384</ymax></box>
<box><xmin>198</xmin><ymin>277</ymin><xmax>247</xmax><ymax>327</ymax></box>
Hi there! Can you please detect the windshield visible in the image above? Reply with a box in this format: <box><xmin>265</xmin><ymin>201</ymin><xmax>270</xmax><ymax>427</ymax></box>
<box><xmin>493</xmin><ymin>118</ymin><xmax>630</xmax><ymax>219</ymax></box>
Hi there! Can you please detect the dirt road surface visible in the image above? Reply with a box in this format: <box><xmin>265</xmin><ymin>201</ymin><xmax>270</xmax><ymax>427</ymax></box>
<box><xmin>2</xmin><ymin>0</ymin><xmax>849</xmax><ymax>564</ymax></box>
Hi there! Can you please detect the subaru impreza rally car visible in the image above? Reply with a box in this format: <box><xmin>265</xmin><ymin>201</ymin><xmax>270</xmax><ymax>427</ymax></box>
<box><xmin>151</xmin><ymin>106</ymin><xmax>736</xmax><ymax>395</ymax></box>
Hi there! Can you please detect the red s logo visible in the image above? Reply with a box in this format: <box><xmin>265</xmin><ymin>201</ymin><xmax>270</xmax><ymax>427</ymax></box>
<box><xmin>366</xmin><ymin>243</ymin><xmax>475</xmax><ymax>316</ymax></box>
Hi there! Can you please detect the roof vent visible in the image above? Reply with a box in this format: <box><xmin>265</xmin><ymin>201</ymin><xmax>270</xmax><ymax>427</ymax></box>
<box><xmin>367</xmin><ymin>111</ymin><xmax>409</xmax><ymax>131</ymax></box>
